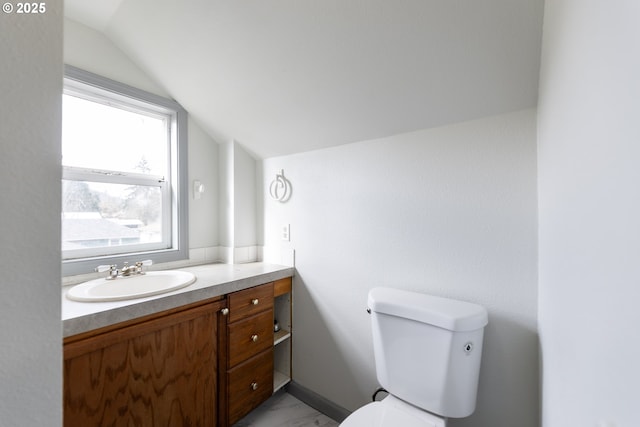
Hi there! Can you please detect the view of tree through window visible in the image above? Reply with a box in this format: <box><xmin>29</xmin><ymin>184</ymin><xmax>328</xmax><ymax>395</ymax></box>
<box><xmin>61</xmin><ymin>181</ymin><xmax>162</xmax><ymax>250</ymax></box>
<box><xmin>62</xmin><ymin>90</ymin><xmax>170</xmax><ymax>258</ymax></box>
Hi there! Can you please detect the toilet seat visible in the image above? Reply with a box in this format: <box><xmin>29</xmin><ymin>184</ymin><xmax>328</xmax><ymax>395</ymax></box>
<box><xmin>340</xmin><ymin>396</ymin><xmax>446</xmax><ymax>427</ymax></box>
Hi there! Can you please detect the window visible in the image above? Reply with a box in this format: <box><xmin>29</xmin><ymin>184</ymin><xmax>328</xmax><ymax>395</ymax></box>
<box><xmin>62</xmin><ymin>66</ymin><xmax>188</xmax><ymax>276</ymax></box>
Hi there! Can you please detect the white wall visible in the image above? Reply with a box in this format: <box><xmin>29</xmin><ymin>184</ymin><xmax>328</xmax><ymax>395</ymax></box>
<box><xmin>218</xmin><ymin>140</ymin><xmax>259</xmax><ymax>262</ymax></box>
<box><xmin>64</xmin><ymin>18</ymin><xmax>220</xmax><ymax>260</ymax></box>
<box><xmin>537</xmin><ymin>1</ymin><xmax>640</xmax><ymax>426</ymax></box>
<box><xmin>0</xmin><ymin>3</ymin><xmax>63</xmax><ymax>426</ymax></box>
<box><xmin>234</xmin><ymin>143</ymin><xmax>258</xmax><ymax>249</ymax></box>
<box><xmin>219</xmin><ymin>141</ymin><xmax>234</xmax><ymax>250</ymax></box>
<box><xmin>188</xmin><ymin>119</ymin><xmax>220</xmax><ymax>249</ymax></box>
<box><xmin>262</xmin><ymin>109</ymin><xmax>539</xmax><ymax>427</ymax></box>
<box><xmin>64</xmin><ymin>18</ymin><xmax>170</xmax><ymax>97</ymax></box>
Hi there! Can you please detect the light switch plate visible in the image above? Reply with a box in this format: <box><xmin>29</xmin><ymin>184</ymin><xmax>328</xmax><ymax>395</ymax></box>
<box><xmin>282</xmin><ymin>224</ymin><xmax>290</xmax><ymax>241</ymax></box>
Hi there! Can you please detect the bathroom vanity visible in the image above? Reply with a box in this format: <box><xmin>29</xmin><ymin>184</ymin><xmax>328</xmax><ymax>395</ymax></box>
<box><xmin>62</xmin><ymin>263</ymin><xmax>293</xmax><ymax>427</ymax></box>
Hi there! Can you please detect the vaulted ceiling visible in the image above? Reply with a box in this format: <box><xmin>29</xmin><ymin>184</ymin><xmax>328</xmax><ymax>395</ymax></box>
<box><xmin>65</xmin><ymin>0</ymin><xmax>544</xmax><ymax>159</ymax></box>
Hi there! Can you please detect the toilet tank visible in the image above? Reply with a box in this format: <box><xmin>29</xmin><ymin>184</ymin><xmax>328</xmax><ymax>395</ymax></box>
<box><xmin>368</xmin><ymin>288</ymin><xmax>488</xmax><ymax>418</ymax></box>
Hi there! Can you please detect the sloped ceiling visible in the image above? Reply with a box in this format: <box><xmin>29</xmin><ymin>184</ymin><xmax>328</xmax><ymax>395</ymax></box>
<box><xmin>64</xmin><ymin>0</ymin><xmax>544</xmax><ymax>159</ymax></box>
<box><xmin>65</xmin><ymin>0</ymin><xmax>125</xmax><ymax>32</ymax></box>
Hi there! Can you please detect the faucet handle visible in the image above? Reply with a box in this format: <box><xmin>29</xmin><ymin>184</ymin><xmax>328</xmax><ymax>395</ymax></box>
<box><xmin>95</xmin><ymin>264</ymin><xmax>116</xmax><ymax>273</ymax></box>
<box><xmin>134</xmin><ymin>259</ymin><xmax>153</xmax><ymax>274</ymax></box>
<box><xmin>95</xmin><ymin>264</ymin><xmax>118</xmax><ymax>279</ymax></box>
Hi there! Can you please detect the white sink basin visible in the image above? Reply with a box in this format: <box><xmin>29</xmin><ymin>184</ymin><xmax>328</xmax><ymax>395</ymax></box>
<box><xmin>66</xmin><ymin>270</ymin><xmax>196</xmax><ymax>302</ymax></box>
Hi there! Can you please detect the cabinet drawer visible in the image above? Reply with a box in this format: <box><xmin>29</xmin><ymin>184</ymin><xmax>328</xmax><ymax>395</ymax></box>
<box><xmin>228</xmin><ymin>310</ymin><xmax>274</xmax><ymax>367</ymax></box>
<box><xmin>227</xmin><ymin>349</ymin><xmax>273</xmax><ymax>425</ymax></box>
<box><xmin>228</xmin><ymin>282</ymin><xmax>274</xmax><ymax>323</ymax></box>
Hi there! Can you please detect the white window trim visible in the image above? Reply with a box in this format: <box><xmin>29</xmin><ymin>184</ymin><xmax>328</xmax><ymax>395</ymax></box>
<box><xmin>62</xmin><ymin>65</ymin><xmax>189</xmax><ymax>276</ymax></box>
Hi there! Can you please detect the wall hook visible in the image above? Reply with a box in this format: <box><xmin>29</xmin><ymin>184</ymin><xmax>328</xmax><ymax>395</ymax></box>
<box><xmin>269</xmin><ymin>169</ymin><xmax>292</xmax><ymax>202</ymax></box>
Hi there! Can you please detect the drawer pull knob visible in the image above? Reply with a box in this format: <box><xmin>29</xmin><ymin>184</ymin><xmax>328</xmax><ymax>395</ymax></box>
<box><xmin>220</xmin><ymin>308</ymin><xmax>229</xmax><ymax>316</ymax></box>
<box><xmin>251</xmin><ymin>382</ymin><xmax>258</xmax><ymax>391</ymax></box>
<box><xmin>251</xmin><ymin>334</ymin><xmax>259</xmax><ymax>342</ymax></box>
<box><xmin>251</xmin><ymin>298</ymin><xmax>259</xmax><ymax>305</ymax></box>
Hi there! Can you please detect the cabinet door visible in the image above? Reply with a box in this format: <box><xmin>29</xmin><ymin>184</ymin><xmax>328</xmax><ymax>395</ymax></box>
<box><xmin>64</xmin><ymin>301</ymin><xmax>222</xmax><ymax>427</ymax></box>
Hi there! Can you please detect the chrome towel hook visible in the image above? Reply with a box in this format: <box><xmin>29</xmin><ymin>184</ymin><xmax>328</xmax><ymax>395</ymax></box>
<box><xmin>269</xmin><ymin>169</ymin><xmax>292</xmax><ymax>202</ymax></box>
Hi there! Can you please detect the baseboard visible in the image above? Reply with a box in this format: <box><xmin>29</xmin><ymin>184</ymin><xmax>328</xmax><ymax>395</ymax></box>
<box><xmin>286</xmin><ymin>381</ymin><xmax>351</xmax><ymax>423</ymax></box>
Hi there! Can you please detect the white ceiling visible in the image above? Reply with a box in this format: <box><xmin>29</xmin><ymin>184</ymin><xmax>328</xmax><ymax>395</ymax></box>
<box><xmin>64</xmin><ymin>0</ymin><xmax>544</xmax><ymax>159</ymax></box>
<box><xmin>65</xmin><ymin>0</ymin><xmax>125</xmax><ymax>32</ymax></box>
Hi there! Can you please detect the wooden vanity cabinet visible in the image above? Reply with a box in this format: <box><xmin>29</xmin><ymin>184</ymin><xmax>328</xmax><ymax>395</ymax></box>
<box><xmin>64</xmin><ymin>276</ymin><xmax>293</xmax><ymax>427</ymax></box>
<box><xmin>63</xmin><ymin>297</ymin><xmax>225</xmax><ymax>427</ymax></box>
<box><xmin>219</xmin><ymin>282</ymin><xmax>275</xmax><ymax>426</ymax></box>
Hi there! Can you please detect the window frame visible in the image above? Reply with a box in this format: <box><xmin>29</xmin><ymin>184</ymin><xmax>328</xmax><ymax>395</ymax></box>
<box><xmin>62</xmin><ymin>65</ymin><xmax>189</xmax><ymax>276</ymax></box>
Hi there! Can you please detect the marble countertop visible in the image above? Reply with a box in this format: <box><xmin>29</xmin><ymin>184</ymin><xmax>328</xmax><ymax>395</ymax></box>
<box><xmin>62</xmin><ymin>262</ymin><xmax>294</xmax><ymax>338</ymax></box>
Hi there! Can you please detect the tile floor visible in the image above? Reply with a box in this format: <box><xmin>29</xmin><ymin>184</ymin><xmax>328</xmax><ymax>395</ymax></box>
<box><xmin>233</xmin><ymin>390</ymin><xmax>339</xmax><ymax>427</ymax></box>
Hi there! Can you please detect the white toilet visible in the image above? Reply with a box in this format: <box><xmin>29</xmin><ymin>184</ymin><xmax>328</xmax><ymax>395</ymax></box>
<box><xmin>340</xmin><ymin>287</ymin><xmax>488</xmax><ymax>427</ymax></box>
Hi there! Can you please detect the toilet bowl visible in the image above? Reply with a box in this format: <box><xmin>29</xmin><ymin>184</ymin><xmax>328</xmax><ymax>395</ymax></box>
<box><xmin>340</xmin><ymin>395</ymin><xmax>446</xmax><ymax>427</ymax></box>
<box><xmin>340</xmin><ymin>288</ymin><xmax>488</xmax><ymax>427</ymax></box>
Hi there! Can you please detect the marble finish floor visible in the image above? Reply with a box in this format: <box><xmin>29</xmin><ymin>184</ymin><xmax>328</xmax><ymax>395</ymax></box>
<box><xmin>233</xmin><ymin>391</ymin><xmax>339</xmax><ymax>427</ymax></box>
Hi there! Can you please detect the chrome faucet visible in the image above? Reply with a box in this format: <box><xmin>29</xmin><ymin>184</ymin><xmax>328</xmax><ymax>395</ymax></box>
<box><xmin>95</xmin><ymin>260</ymin><xmax>153</xmax><ymax>279</ymax></box>
<box><xmin>120</xmin><ymin>262</ymin><xmax>136</xmax><ymax>276</ymax></box>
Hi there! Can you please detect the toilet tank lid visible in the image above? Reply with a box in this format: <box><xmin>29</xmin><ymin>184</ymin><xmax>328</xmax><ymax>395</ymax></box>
<box><xmin>368</xmin><ymin>288</ymin><xmax>488</xmax><ymax>331</ymax></box>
